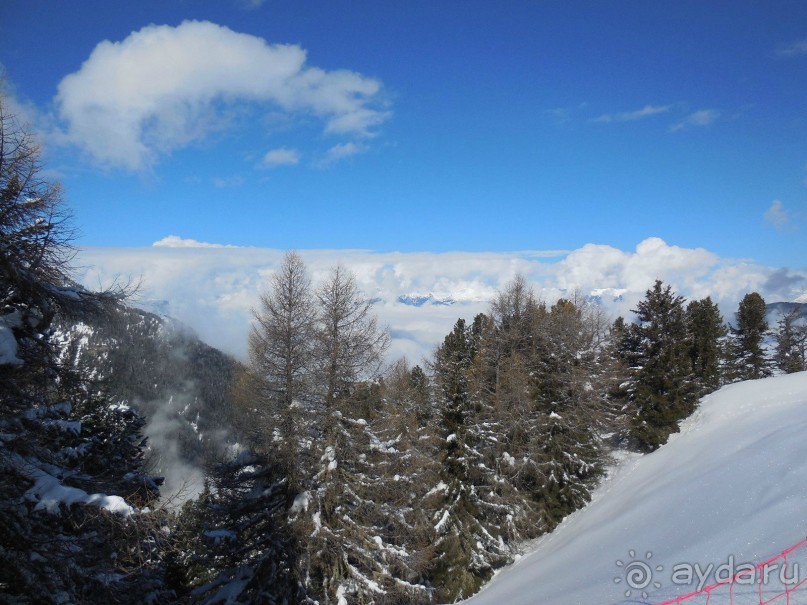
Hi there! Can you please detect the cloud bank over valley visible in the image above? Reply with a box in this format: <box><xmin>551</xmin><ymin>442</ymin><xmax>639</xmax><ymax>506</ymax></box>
<box><xmin>76</xmin><ymin>237</ymin><xmax>807</xmax><ymax>363</ymax></box>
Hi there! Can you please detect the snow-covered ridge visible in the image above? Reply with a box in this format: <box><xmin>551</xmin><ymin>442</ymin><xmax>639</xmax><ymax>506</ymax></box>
<box><xmin>463</xmin><ymin>372</ymin><xmax>807</xmax><ymax>605</ymax></box>
<box><xmin>397</xmin><ymin>293</ymin><xmax>457</xmax><ymax>307</ymax></box>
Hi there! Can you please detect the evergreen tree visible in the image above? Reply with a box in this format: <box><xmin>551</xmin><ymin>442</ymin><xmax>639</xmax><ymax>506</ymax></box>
<box><xmin>0</xmin><ymin>90</ymin><xmax>165</xmax><ymax>605</ymax></box>
<box><xmin>526</xmin><ymin>299</ymin><xmax>603</xmax><ymax>528</ymax></box>
<box><xmin>180</xmin><ymin>453</ymin><xmax>300</xmax><ymax>605</ymax></box>
<box><xmin>686</xmin><ymin>296</ymin><xmax>728</xmax><ymax>395</ymax></box>
<box><xmin>432</xmin><ymin>318</ymin><xmax>474</xmax><ymax>448</ymax></box>
<box><xmin>628</xmin><ymin>281</ymin><xmax>696</xmax><ymax>451</ymax></box>
<box><xmin>297</xmin><ymin>381</ymin><xmax>435</xmax><ymax>604</ymax></box>
<box><xmin>733</xmin><ymin>292</ymin><xmax>771</xmax><ymax>379</ymax></box>
<box><xmin>774</xmin><ymin>306</ymin><xmax>806</xmax><ymax>373</ymax></box>
<box><xmin>428</xmin><ymin>318</ymin><xmax>531</xmax><ymax>600</ymax></box>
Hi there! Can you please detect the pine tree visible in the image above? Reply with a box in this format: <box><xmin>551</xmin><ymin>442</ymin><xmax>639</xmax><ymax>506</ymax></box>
<box><xmin>774</xmin><ymin>306</ymin><xmax>806</xmax><ymax>373</ymax></box>
<box><xmin>524</xmin><ymin>298</ymin><xmax>602</xmax><ymax>528</ymax></box>
<box><xmin>432</xmin><ymin>318</ymin><xmax>473</xmax><ymax>481</ymax></box>
<box><xmin>628</xmin><ymin>281</ymin><xmax>696</xmax><ymax>451</ymax></box>
<box><xmin>180</xmin><ymin>453</ymin><xmax>300</xmax><ymax>604</ymax></box>
<box><xmin>0</xmin><ymin>92</ymin><xmax>164</xmax><ymax>604</ymax></box>
<box><xmin>686</xmin><ymin>296</ymin><xmax>728</xmax><ymax>395</ymax></box>
<box><xmin>427</xmin><ymin>318</ymin><xmax>531</xmax><ymax>600</ymax></box>
<box><xmin>733</xmin><ymin>292</ymin><xmax>771</xmax><ymax>379</ymax></box>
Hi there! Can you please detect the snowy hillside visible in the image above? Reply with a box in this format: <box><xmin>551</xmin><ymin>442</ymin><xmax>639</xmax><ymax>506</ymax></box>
<box><xmin>463</xmin><ymin>372</ymin><xmax>807</xmax><ymax>605</ymax></box>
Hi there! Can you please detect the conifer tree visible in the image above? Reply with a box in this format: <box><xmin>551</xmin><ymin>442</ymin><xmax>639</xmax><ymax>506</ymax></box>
<box><xmin>487</xmin><ymin>279</ymin><xmax>543</xmax><ymax>465</ymax></box>
<box><xmin>428</xmin><ymin>318</ymin><xmax>531</xmax><ymax>600</ymax></box>
<box><xmin>432</xmin><ymin>318</ymin><xmax>474</xmax><ymax>478</ymax></box>
<box><xmin>526</xmin><ymin>299</ymin><xmax>603</xmax><ymax>528</ymax></box>
<box><xmin>248</xmin><ymin>251</ymin><xmax>316</xmax><ymax>486</ymax></box>
<box><xmin>249</xmin><ymin>251</ymin><xmax>316</xmax><ymax>411</ymax></box>
<box><xmin>627</xmin><ymin>281</ymin><xmax>696</xmax><ymax>451</ymax></box>
<box><xmin>686</xmin><ymin>296</ymin><xmax>728</xmax><ymax>395</ymax></box>
<box><xmin>774</xmin><ymin>306</ymin><xmax>806</xmax><ymax>373</ymax></box>
<box><xmin>180</xmin><ymin>452</ymin><xmax>300</xmax><ymax>605</ymax></box>
<box><xmin>314</xmin><ymin>264</ymin><xmax>390</xmax><ymax>408</ymax></box>
<box><xmin>733</xmin><ymin>292</ymin><xmax>771</xmax><ymax>379</ymax></box>
<box><xmin>0</xmin><ymin>89</ymin><xmax>163</xmax><ymax>605</ymax></box>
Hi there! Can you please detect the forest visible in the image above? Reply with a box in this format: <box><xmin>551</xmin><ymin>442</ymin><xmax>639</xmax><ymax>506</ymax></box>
<box><xmin>2</xmin><ymin>92</ymin><xmax>806</xmax><ymax>605</ymax></box>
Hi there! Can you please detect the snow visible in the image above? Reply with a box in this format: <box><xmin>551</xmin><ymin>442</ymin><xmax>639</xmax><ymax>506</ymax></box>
<box><xmin>290</xmin><ymin>491</ymin><xmax>310</xmax><ymax>514</ymax></box>
<box><xmin>434</xmin><ymin>509</ymin><xmax>451</xmax><ymax>533</ymax></box>
<box><xmin>6</xmin><ymin>403</ymin><xmax>137</xmax><ymax>517</ymax></box>
<box><xmin>425</xmin><ymin>481</ymin><xmax>448</xmax><ymax>497</ymax></box>
<box><xmin>0</xmin><ymin>311</ymin><xmax>24</xmax><ymax>366</ymax></box>
<box><xmin>321</xmin><ymin>445</ymin><xmax>338</xmax><ymax>471</ymax></box>
<box><xmin>25</xmin><ymin>470</ymin><xmax>135</xmax><ymax>516</ymax></box>
<box><xmin>462</xmin><ymin>372</ymin><xmax>807</xmax><ymax>605</ymax></box>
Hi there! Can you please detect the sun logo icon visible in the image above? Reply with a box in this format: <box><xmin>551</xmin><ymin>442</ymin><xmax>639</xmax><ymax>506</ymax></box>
<box><xmin>614</xmin><ymin>549</ymin><xmax>664</xmax><ymax>599</ymax></box>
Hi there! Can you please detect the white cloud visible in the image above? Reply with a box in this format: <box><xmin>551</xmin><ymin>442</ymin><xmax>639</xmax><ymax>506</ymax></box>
<box><xmin>319</xmin><ymin>141</ymin><xmax>368</xmax><ymax>166</ymax></box>
<box><xmin>261</xmin><ymin>147</ymin><xmax>301</xmax><ymax>167</ymax></box>
<box><xmin>152</xmin><ymin>235</ymin><xmax>241</xmax><ymax>248</ymax></box>
<box><xmin>0</xmin><ymin>83</ymin><xmax>41</xmax><ymax>132</ymax></box>
<box><xmin>55</xmin><ymin>20</ymin><xmax>390</xmax><ymax>170</ymax></box>
<box><xmin>556</xmin><ymin>237</ymin><xmax>721</xmax><ymax>299</ymax></box>
<box><xmin>777</xmin><ymin>38</ymin><xmax>807</xmax><ymax>57</ymax></box>
<box><xmin>74</xmin><ymin>238</ymin><xmax>806</xmax><ymax>365</ymax></box>
<box><xmin>764</xmin><ymin>199</ymin><xmax>790</xmax><ymax>230</ymax></box>
<box><xmin>591</xmin><ymin>104</ymin><xmax>672</xmax><ymax>124</ymax></box>
<box><xmin>670</xmin><ymin>109</ymin><xmax>720</xmax><ymax>131</ymax></box>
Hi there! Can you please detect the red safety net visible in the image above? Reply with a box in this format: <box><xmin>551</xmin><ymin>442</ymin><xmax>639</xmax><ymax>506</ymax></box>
<box><xmin>654</xmin><ymin>537</ymin><xmax>807</xmax><ymax>605</ymax></box>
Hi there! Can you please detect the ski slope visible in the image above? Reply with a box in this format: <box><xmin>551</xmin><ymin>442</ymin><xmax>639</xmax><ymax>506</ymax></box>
<box><xmin>463</xmin><ymin>372</ymin><xmax>807</xmax><ymax>605</ymax></box>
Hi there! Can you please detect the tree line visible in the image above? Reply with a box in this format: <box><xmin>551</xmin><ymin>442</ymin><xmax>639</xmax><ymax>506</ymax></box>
<box><xmin>178</xmin><ymin>252</ymin><xmax>804</xmax><ymax>603</ymax></box>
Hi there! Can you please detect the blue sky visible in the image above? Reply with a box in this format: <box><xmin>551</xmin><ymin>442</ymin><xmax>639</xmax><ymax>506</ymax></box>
<box><xmin>0</xmin><ymin>0</ymin><xmax>805</xmax><ymax>266</ymax></box>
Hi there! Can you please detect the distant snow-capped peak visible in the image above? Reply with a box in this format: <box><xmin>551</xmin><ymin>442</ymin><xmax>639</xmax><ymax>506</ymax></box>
<box><xmin>397</xmin><ymin>293</ymin><xmax>457</xmax><ymax>307</ymax></box>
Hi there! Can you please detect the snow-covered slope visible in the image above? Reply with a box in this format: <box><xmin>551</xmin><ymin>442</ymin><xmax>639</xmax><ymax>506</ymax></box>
<box><xmin>463</xmin><ymin>372</ymin><xmax>807</xmax><ymax>605</ymax></box>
